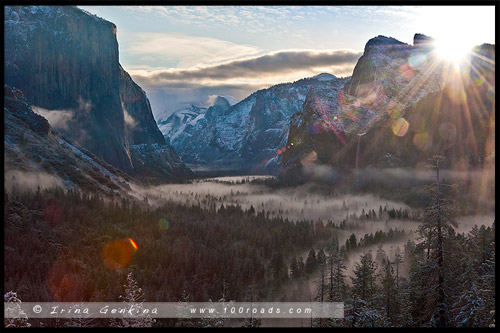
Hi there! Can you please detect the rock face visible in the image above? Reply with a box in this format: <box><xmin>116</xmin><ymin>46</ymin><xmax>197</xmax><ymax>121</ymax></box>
<box><xmin>4</xmin><ymin>85</ymin><xmax>134</xmax><ymax>195</ymax></box>
<box><xmin>159</xmin><ymin>76</ymin><xmax>349</xmax><ymax>174</ymax></box>
<box><xmin>119</xmin><ymin>67</ymin><xmax>167</xmax><ymax>146</ymax></box>
<box><xmin>4</xmin><ymin>5</ymin><xmax>192</xmax><ymax>181</ymax></box>
<box><xmin>4</xmin><ymin>85</ymin><xmax>51</xmax><ymax>136</ymax></box>
<box><xmin>280</xmin><ymin>34</ymin><xmax>493</xmax><ymax>181</ymax></box>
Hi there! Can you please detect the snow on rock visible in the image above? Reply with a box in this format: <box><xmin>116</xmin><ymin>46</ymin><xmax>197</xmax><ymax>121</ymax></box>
<box><xmin>160</xmin><ymin>77</ymin><xmax>348</xmax><ymax>175</ymax></box>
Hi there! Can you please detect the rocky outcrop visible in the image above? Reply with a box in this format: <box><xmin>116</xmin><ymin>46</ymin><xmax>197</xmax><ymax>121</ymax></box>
<box><xmin>344</xmin><ymin>35</ymin><xmax>443</xmax><ymax>106</ymax></box>
<box><xmin>4</xmin><ymin>85</ymin><xmax>51</xmax><ymax>136</ymax></box>
<box><xmin>119</xmin><ymin>66</ymin><xmax>166</xmax><ymax>145</ymax></box>
<box><xmin>4</xmin><ymin>85</ymin><xmax>134</xmax><ymax>195</ymax></box>
<box><xmin>4</xmin><ymin>5</ymin><xmax>192</xmax><ymax>181</ymax></box>
<box><xmin>280</xmin><ymin>34</ymin><xmax>492</xmax><ymax>181</ymax></box>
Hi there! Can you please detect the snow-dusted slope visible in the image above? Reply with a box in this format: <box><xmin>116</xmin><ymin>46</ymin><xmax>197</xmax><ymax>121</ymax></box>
<box><xmin>4</xmin><ymin>85</ymin><xmax>134</xmax><ymax>195</ymax></box>
<box><xmin>158</xmin><ymin>104</ymin><xmax>209</xmax><ymax>144</ymax></box>
<box><xmin>159</xmin><ymin>76</ymin><xmax>348</xmax><ymax>174</ymax></box>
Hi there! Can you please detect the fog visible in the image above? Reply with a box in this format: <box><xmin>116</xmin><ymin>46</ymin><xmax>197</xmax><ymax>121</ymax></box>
<box><xmin>456</xmin><ymin>215</ymin><xmax>495</xmax><ymax>234</ymax></box>
<box><xmin>32</xmin><ymin>97</ymin><xmax>92</xmax><ymax>131</ymax></box>
<box><xmin>4</xmin><ymin>169</ymin><xmax>64</xmax><ymax>192</ymax></box>
<box><xmin>130</xmin><ymin>175</ymin><xmax>493</xmax><ymax>281</ymax></box>
<box><xmin>130</xmin><ymin>176</ymin><xmax>415</xmax><ymax>224</ymax></box>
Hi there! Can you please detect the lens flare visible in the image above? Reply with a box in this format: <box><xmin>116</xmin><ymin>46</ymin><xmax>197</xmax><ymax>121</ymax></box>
<box><xmin>413</xmin><ymin>132</ymin><xmax>433</xmax><ymax>152</ymax></box>
<box><xmin>158</xmin><ymin>218</ymin><xmax>170</xmax><ymax>230</ymax></box>
<box><xmin>439</xmin><ymin>122</ymin><xmax>457</xmax><ymax>140</ymax></box>
<box><xmin>301</xmin><ymin>151</ymin><xmax>317</xmax><ymax>166</ymax></box>
<box><xmin>408</xmin><ymin>53</ymin><xmax>427</xmax><ymax>68</ymax></box>
<box><xmin>129</xmin><ymin>238</ymin><xmax>138</xmax><ymax>251</ymax></box>
<box><xmin>43</xmin><ymin>203</ymin><xmax>63</xmax><ymax>225</ymax></box>
<box><xmin>47</xmin><ymin>258</ymin><xmax>84</xmax><ymax>301</ymax></box>
<box><xmin>392</xmin><ymin>118</ymin><xmax>409</xmax><ymax>137</ymax></box>
<box><xmin>386</xmin><ymin>101</ymin><xmax>404</xmax><ymax>119</ymax></box>
<box><xmin>435</xmin><ymin>38</ymin><xmax>472</xmax><ymax>64</ymax></box>
<box><xmin>399</xmin><ymin>63</ymin><xmax>414</xmax><ymax>79</ymax></box>
<box><xmin>102</xmin><ymin>239</ymin><xmax>137</xmax><ymax>270</ymax></box>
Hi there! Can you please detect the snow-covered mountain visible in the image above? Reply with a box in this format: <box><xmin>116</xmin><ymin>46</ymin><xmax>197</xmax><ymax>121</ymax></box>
<box><xmin>280</xmin><ymin>34</ymin><xmax>495</xmax><ymax>182</ymax></box>
<box><xmin>158</xmin><ymin>104</ymin><xmax>208</xmax><ymax>144</ymax></box>
<box><xmin>4</xmin><ymin>5</ymin><xmax>192</xmax><ymax>182</ymax></box>
<box><xmin>159</xmin><ymin>76</ymin><xmax>349</xmax><ymax>174</ymax></box>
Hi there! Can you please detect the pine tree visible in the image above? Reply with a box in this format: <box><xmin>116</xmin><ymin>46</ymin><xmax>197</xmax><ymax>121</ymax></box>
<box><xmin>346</xmin><ymin>252</ymin><xmax>383</xmax><ymax>326</ymax></box>
<box><xmin>305</xmin><ymin>249</ymin><xmax>317</xmax><ymax>274</ymax></box>
<box><xmin>418</xmin><ymin>156</ymin><xmax>458</xmax><ymax>327</ymax></box>
<box><xmin>112</xmin><ymin>272</ymin><xmax>155</xmax><ymax>328</ymax></box>
<box><xmin>394</xmin><ymin>247</ymin><xmax>403</xmax><ymax>288</ymax></box>
<box><xmin>328</xmin><ymin>251</ymin><xmax>347</xmax><ymax>302</ymax></box>
<box><xmin>380</xmin><ymin>257</ymin><xmax>397</xmax><ymax>325</ymax></box>
<box><xmin>351</xmin><ymin>252</ymin><xmax>378</xmax><ymax>301</ymax></box>
<box><xmin>4</xmin><ymin>291</ymin><xmax>31</xmax><ymax>327</ymax></box>
<box><xmin>290</xmin><ymin>257</ymin><xmax>300</xmax><ymax>279</ymax></box>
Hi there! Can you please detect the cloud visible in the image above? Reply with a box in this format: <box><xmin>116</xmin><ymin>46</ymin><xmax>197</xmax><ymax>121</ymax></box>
<box><xmin>127</xmin><ymin>49</ymin><xmax>360</xmax><ymax>117</ymax></box>
<box><xmin>146</xmin><ymin>83</ymin><xmax>261</xmax><ymax>120</ymax></box>
<box><xmin>122</xmin><ymin>32</ymin><xmax>262</xmax><ymax>69</ymax></box>
<box><xmin>132</xmin><ymin>49</ymin><xmax>361</xmax><ymax>85</ymax></box>
<box><xmin>32</xmin><ymin>107</ymin><xmax>74</xmax><ymax>130</ymax></box>
<box><xmin>119</xmin><ymin>6</ymin><xmax>317</xmax><ymax>36</ymax></box>
<box><xmin>31</xmin><ymin>98</ymin><xmax>92</xmax><ymax>131</ymax></box>
<box><xmin>123</xmin><ymin>108</ymin><xmax>137</xmax><ymax>128</ymax></box>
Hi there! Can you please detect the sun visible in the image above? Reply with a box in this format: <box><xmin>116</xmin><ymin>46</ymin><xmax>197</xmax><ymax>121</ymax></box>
<box><xmin>434</xmin><ymin>38</ymin><xmax>472</xmax><ymax>64</ymax></box>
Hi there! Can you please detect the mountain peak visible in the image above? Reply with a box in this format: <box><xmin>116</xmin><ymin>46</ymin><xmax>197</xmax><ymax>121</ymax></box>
<box><xmin>312</xmin><ymin>73</ymin><xmax>337</xmax><ymax>81</ymax></box>
<box><xmin>211</xmin><ymin>96</ymin><xmax>231</xmax><ymax>110</ymax></box>
<box><xmin>413</xmin><ymin>33</ymin><xmax>435</xmax><ymax>47</ymax></box>
<box><xmin>364</xmin><ymin>35</ymin><xmax>406</xmax><ymax>52</ymax></box>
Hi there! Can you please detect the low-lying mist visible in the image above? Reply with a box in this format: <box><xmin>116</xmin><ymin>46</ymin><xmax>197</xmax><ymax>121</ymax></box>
<box><xmin>129</xmin><ymin>176</ymin><xmax>415</xmax><ymax>224</ymax></box>
<box><xmin>4</xmin><ymin>169</ymin><xmax>64</xmax><ymax>192</ymax></box>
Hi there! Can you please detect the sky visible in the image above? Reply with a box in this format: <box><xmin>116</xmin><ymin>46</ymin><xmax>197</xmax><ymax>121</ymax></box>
<box><xmin>79</xmin><ymin>5</ymin><xmax>495</xmax><ymax>119</ymax></box>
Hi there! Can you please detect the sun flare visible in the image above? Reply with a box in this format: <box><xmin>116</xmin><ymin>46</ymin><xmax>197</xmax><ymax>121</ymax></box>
<box><xmin>434</xmin><ymin>38</ymin><xmax>472</xmax><ymax>64</ymax></box>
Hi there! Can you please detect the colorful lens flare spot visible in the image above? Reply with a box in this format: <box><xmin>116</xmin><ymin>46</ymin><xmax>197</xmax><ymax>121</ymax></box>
<box><xmin>102</xmin><ymin>239</ymin><xmax>137</xmax><ymax>270</ymax></box>
<box><xmin>301</xmin><ymin>151</ymin><xmax>317</xmax><ymax>166</ymax></box>
<box><xmin>398</xmin><ymin>63</ymin><xmax>414</xmax><ymax>79</ymax></box>
<box><xmin>43</xmin><ymin>203</ymin><xmax>63</xmax><ymax>225</ymax></box>
<box><xmin>129</xmin><ymin>238</ymin><xmax>139</xmax><ymax>251</ymax></box>
<box><xmin>47</xmin><ymin>258</ymin><xmax>84</xmax><ymax>301</ymax></box>
<box><xmin>413</xmin><ymin>132</ymin><xmax>433</xmax><ymax>152</ymax></box>
<box><xmin>159</xmin><ymin>218</ymin><xmax>170</xmax><ymax>230</ymax></box>
<box><xmin>392</xmin><ymin>118</ymin><xmax>409</xmax><ymax>137</ymax></box>
<box><xmin>386</xmin><ymin>101</ymin><xmax>403</xmax><ymax>119</ymax></box>
<box><xmin>438</xmin><ymin>122</ymin><xmax>457</xmax><ymax>140</ymax></box>
<box><xmin>408</xmin><ymin>53</ymin><xmax>427</xmax><ymax>68</ymax></box>
<box><xmin>333</xmin><ymin>116</ymin><xmax>338</xmax><ymax>120</ymax></box>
